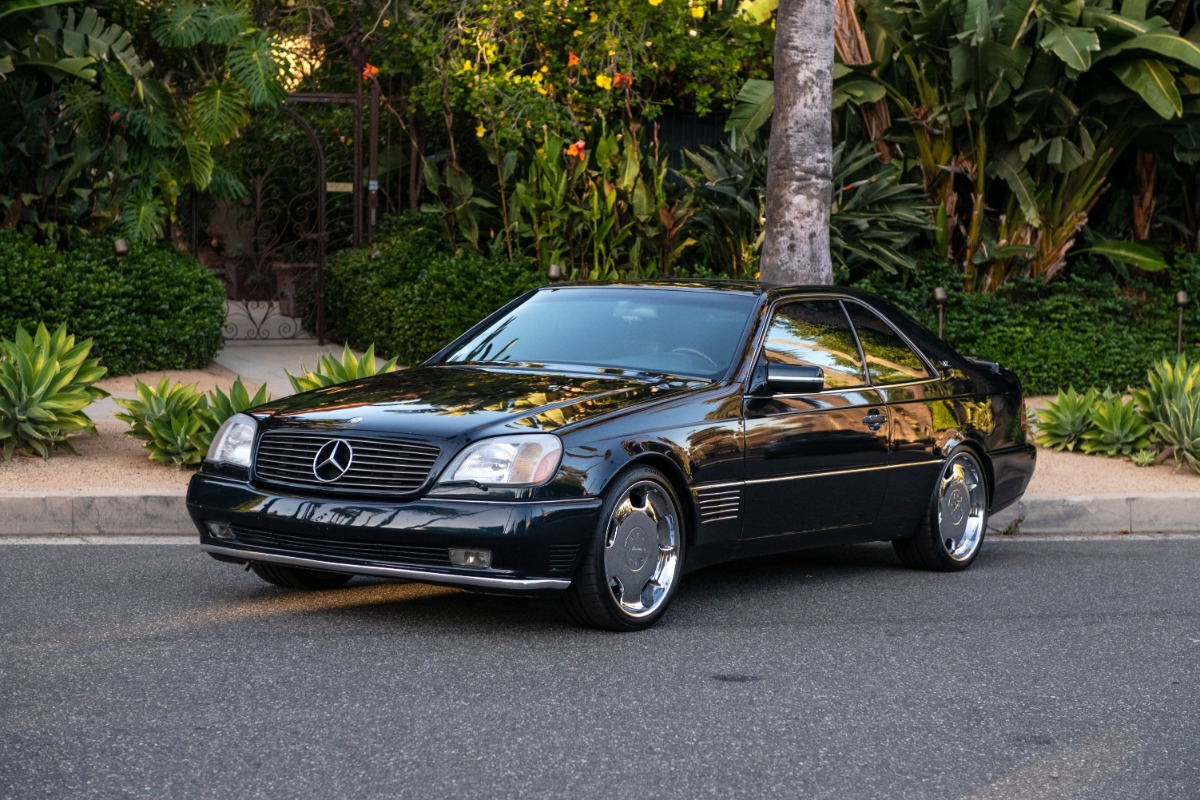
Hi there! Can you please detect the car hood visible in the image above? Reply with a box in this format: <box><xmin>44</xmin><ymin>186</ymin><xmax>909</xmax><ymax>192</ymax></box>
<box><xmin>254</xmin><ymin>365</ymin><xmax>707</xmax><ymax>439</ymax></box>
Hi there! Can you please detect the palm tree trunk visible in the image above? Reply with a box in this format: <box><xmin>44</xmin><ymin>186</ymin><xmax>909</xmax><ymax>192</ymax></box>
<box><xmin>1132</xmin><ymin>150</ymin><xmax>1156</xmax><ymax>241</ymax></box>
<box><xmin>759</xmin><ymin>0</ymin><xmax>835</xmax><ymax>285</ymax></box>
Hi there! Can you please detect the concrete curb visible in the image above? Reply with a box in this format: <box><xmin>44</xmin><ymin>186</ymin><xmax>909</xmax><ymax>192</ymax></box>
<box><xmin>0</xmin><ymin>490</ymin><xmax>191</xmax><ymax>536</ymax></box>
<box><xmin>0</xmin><ymin>489</ymin><xmax>1195</xmax><ymax>538</ymax></box>
<box><xmin>989</xmin><ymin>493</ymin><xmax>1200</xmax><ymax>536</ymax></box>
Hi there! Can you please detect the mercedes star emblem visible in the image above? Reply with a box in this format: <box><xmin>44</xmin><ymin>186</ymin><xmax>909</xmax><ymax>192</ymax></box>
<box><xmin>312</xmin><ymin>439</ymin><xmax>354</xmax><ymax>482</ymax></box>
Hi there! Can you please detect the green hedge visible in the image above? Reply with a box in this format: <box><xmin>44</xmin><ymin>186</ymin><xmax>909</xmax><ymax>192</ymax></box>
<box><xmin>0</xmin><ymin>230</ymin><xmax>226</xmax><ymax>375</ymax></box>
<box><xmin>323</xmin><ymin>215</ymin><xmax>544</xmax><ymax>365</ymax></box>
<box><xmin>855</xmin><ymin>254</ymin><xmax>1200</xmax><ymax>395</ymax></box>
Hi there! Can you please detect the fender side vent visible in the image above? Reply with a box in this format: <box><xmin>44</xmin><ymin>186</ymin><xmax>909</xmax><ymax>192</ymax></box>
<box><xmin>696</xmin><ymin>487</ymin><xmax>741</xmax><ymax>524</ymax></box>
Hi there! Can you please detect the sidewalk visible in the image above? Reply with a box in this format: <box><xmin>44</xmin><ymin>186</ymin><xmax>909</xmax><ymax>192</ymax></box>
<box><xmin>1</xmin><ymin>340</ymin><xmax>1197</xmax><ymax>537</ymax></box>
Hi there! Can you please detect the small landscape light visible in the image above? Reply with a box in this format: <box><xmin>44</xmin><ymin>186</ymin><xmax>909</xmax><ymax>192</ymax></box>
<box><xmin>547</xmin><ymin>263</ymin><xmax>563</xmax><ymax>282</ymax></box>
<box><xmin>1177</xmin><ymin>290</ymin><xmax>1190</xmax><ymax>355</ymax></box>
<box><xmin>449</xmin><ymin>548</ymin><xmax>492</xmax><ymax>569</ymax></box>
<box><xmin>112</xmin><ymin>238</ymin><xmax>129</xmax><ymax>258</ymax></box>
<box><xmin>933</xmin><ymin>286</ymin><xmax>948</xmax><ymax>338</ymax></box>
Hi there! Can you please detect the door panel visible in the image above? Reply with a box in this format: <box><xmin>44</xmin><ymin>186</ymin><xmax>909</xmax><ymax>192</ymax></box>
<box><xmin>742</xmin><ymin>389</ymin><xmax>890</xmax><ymax>538</ymax></box>
<box><xmin>739</xmin><ymin>299</ymin><xmax>890</xmax><ymax>540</ymax></box>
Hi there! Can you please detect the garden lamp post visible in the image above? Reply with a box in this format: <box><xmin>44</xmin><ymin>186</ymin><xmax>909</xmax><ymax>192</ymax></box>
<box><xmin>547</xmin><ymin>264</ymin><xmax>563</xmax><ymax>282</ymax></box>
<box><xmin>1178</xmin><ymin>290</ymin><xmax>1189</xmax><ymax>355</ymax></box>
<box><xmin>934</xmin><ymin>287</ymin><xmax>948</xmax><ymax>338</ymax></box>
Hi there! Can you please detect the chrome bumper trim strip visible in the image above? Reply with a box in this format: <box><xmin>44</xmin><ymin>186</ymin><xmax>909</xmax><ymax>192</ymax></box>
<box><xmin>200</xmin><ymin>544</ymin><xmax>572</xmax><ymax>591</ymax></box>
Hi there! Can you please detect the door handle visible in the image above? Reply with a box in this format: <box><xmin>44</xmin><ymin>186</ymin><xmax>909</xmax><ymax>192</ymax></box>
<box><xmin>862</xmin><ymin>410</ymin><xmax>886</xmax><ymax>431</ymax></box>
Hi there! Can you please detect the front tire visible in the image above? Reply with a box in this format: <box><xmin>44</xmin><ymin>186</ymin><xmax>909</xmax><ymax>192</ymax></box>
<box><xmin>893</xmin><ymin>450</ymin><xmax>988</xmax><ymax>571</ymax></box>
<box><xmin>249</xmin><ymin>562</ymin><xmax>354</xmax><ymax>590</ymax></box>
<box><xmin>561</xmin><ymin>467</ymin><xmax>686</xmax><ymax>631</ymax></box>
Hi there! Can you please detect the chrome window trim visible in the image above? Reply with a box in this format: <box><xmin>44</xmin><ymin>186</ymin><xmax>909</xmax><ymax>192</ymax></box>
<box><xmin>744</xmin><ymin>292</ymin><xmax>944</xmax><ymax>395</ymax></box>
<box><xmin>755</xmin><ymin>296</ymin><xmax>872</xmax><ymax>393</ymax></box>
<box><xmin>839</xmin><ymin>297</ymin><xmax>942</xmax><ymax>383</ymax></box>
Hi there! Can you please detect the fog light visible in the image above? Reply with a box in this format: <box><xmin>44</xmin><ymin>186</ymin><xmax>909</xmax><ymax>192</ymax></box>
<box><xmin>449</xmin><ymin>548</ymin><xmax>492</xmax><ymax>569</ymax></box>
<box><xmin>205</xmin><ymin>521</ymin><xmax>234</xmax><ymax>540</ymax></box>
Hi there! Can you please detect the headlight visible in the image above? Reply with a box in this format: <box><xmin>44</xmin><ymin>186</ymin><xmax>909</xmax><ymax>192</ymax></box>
<box><xmin>439</xmin><ymin>434</ymin><xmax>562</xmax><ymax>487</ymax></box>
<box><xmin>205</xmin><ymin>413</ymin><xmax>257</xmax><ymax>468</ymax></box>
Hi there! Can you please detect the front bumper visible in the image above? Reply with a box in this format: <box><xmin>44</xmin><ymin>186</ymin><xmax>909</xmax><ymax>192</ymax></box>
<box><xmin>187</xmin><ymin>472</ymin><xmax>603</xmax><ymax>595</ymax></box>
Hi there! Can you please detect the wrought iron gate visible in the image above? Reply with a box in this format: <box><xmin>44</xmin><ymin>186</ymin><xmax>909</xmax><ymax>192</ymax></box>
<box><xmin>182</xmin><ymin>91</ymin><xmax>379</xmax><ymax>342</ymax></box>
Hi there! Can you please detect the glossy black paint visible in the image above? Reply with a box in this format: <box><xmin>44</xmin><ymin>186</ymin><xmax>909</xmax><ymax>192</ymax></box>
<box><xmin>187</xmin><ymin>282</ymin><xmax>1036</xmax><ymax>592</ymax></box>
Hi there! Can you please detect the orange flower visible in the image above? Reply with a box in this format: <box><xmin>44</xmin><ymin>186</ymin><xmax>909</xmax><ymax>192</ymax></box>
<box><xmin>362</xmin><ymin>62</ymin><xmax>379</xmax><ymax>80</ymax></box>
<box><xmin>567</xmin><ymin>52</ymin><xmax>580</xmax><ymax>67</ymax></box>
<box><xmin>565</xmin><ymin>140</ymin><xmax>587</xmax><ymax>161</ymax></box>
<box><xmin>613</xmin><ymin>71</ymin><xmax>633</xmax><ymax>89</ymax></box>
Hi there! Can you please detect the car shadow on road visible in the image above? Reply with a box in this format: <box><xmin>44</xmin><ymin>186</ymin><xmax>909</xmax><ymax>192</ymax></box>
<box><xmin>210</xmin><ymin>542</ymin><xmax>932</xmax><ymax>633</ymax></box>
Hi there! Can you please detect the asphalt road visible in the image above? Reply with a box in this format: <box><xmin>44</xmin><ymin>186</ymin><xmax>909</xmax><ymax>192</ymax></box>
<box><xmin>2</xmin><ymin>537</ymin><xmax>1197</xmax><ymax>800</ymax></box>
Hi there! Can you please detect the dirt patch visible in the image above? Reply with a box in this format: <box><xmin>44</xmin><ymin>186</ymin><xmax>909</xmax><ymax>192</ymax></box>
<box><xmin>94</xmin><ymin>363</ymin><xmax>262</xmax><ymax>397</ymax></box>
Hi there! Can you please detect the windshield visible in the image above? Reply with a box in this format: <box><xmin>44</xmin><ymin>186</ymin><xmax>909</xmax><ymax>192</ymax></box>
<box><xmin>442</xmin><ymin>287</ymin><xmax>758</xmax><ymax>379</ymax></box>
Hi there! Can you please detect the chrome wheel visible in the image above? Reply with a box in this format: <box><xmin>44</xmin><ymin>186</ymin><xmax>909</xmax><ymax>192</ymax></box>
<box><xmin>602</xmin><ymin>480</ymin><xmax>682</xmax><ymax>618</ymax></box>
<box><xmin>936</xmin><ymin>453</ymin><xmax>986</xmax><ymax>562</ymax></box>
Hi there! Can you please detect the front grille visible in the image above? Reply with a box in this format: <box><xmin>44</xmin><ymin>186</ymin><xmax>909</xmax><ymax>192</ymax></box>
<box><xmin>254</xmin><ymin>430</ymin><xmax>440</xmax><ymax>495</ymax></box>
<box><xmin>230</xmin><ymin>526</ymin><xmax>452</xmax><ymax>568</ymax></box>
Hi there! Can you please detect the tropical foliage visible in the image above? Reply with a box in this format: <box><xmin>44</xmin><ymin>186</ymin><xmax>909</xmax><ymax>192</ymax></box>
<box><xmin>0</xmin><ymin>0</ymin><xmax>293</xmax><ymax>244</ymax></box>
<box><xmin>728</xmin><ymin>0</ymin><xmax>1200</xmax><ymax>290</ymax></box>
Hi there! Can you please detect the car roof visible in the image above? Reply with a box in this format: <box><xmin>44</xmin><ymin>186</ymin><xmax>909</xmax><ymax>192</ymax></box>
<box><xmin>534</xmin><ymin>280</ymin><xmax>889</xmax><ymax>304</ymax></box>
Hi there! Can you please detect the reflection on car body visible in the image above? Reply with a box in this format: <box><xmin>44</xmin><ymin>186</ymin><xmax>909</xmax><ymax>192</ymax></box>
<box><xmin>188</xmin><ymin>282</ymin><xmax>1036</xmax><ymax>630</ymax></box>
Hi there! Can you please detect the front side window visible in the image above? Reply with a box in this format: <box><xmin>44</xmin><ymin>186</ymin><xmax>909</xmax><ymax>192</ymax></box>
<box><xmin>763</xmin><ymin>301</ymin><xmax>865</xmax><ymax>390</ymax></box>
<box><xmin>844</xmin><ymin>303</ymin><xmax>931</xmax><ymax>385</ymax></box>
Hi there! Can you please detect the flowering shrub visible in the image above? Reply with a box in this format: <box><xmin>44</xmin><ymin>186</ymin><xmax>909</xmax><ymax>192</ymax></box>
<box><xmin>372</xmin><ymin>0</ymin><xmax>774</xmax><ymax>150</ymax></box>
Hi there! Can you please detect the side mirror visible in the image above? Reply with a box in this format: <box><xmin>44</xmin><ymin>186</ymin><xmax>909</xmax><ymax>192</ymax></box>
<box><xmin>765</xmin><ymin>364</ymin><xmax>824</xmax><ymax>394</ymax></box>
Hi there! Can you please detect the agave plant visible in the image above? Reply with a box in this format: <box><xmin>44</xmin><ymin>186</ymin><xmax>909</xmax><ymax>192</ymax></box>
<box><xmin>114</xmin><ymin>377</ymin><xmax>207</xmax><ymax>467</ymax></box>
<box><xmin>190</xmin><ymin>377</ymin><xmax>271</xmax><ymax>455</ymax></box>
<box><xmin>0</xmin><ymin>323</ymin><xmax>109</xmax><ymax>459</ymax></box>
<box><xmin>1132</xmin><ymin>354</ymin><xmax>1200</xmax><ymax>427</ymax></box>
<box><xmin>1152</xmin><ymin>387</ymin><xmax>1200</xmax><ymax>475</ymax></box>
<box><xmin>1033</xmin><ymin>387</ymin><xmax>1098</xmax><ymax>452</ymax></box>
<box><xmin>285</xmin><ymin>344</ymin><xmax>398</xmax><ymax>394</ymax></box>
<box><xmin>1079</xmin><ymin>390</ymin><xmax>1153</xmax><ymax>458</ymax></box>
<box><xmin>1131</xmin><ymin>448</ymin><xmax>1158</xmax><ymax>468</ymax></box>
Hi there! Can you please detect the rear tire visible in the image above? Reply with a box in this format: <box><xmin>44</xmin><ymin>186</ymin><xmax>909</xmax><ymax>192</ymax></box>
<box><xmin>561</xmin><ymin>466</ymin><xmax>686</xmax><ymax>631</ymax></box>
<box><xmin>893</xmin><ymin>449</ymin><xmax>988</xmax><ymax>571</ymax></box>
<box><xmin>249</xmin><ymin>562</ymin><xmax>354</xmax><ymax>590</ymax></box>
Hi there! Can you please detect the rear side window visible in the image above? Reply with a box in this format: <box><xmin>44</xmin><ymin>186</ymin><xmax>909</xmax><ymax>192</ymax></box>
<box><xmin>844</xmin><ymin>303</ymin><xmax>931</xmax><ymax>385</ymax></box>
<box><xmin>763</xmin><ymin>301</ymin><xmax>865</xmax><ymax>390</ymax></box>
